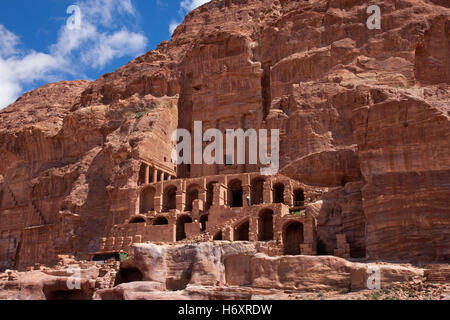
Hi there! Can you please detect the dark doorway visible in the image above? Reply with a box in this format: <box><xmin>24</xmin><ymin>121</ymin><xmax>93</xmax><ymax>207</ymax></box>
<box><xmin>114</xmin><ymin>267</ymin><xmax>143</xmax><ymax>286</ymax></box>
<box><xmin>213</xmin><ymin>231</ymin><xmax>223</xmax><ymax>241</ymax></box>
<box><xmin>258</xmin><ymin>209</ymin><xmax>274</xmax><ymax>241</ymax></box>
<box><xmin>273</xmin><ymin>183</ymin><xmax>285</xmax><ymax>204</ymax></box>
<box><xmin>234</xmin><ymin>219</ymin><xmax>249</xmax><ymax>241</ymax></box>
<box><xmin>176</xmin><ymin>215</ymin><xmax>193</xmax><ymax>241</ymax></box>
<box><xmin>163</xmin><ymin>186</ymin><xmax>177</xmax><ymax>212</ymax></box>
<box><xmin>153</xmin><ymin>216</ymin><xmax>169</xmax><ymax>225</ymax></box>
<box><xmin>228</xmin><ymin>179</ymin><xmax>243</xmax><ymax>207</ymax></box>
<box><xmin>294</xmin><ymin>189</ymin><xmax>305</xmax><ymax>206</ymax></box>
<box><xmin>129</xmin><ymin>216</ymin><xmax>146</xmax><ymax>224</ymax></box>
<box><xmin>283</xmin><ymin>221</ymin><xmax>304</xmax><ymax>255</ymax></box>
<box><xmin>251</xmin><ymin>178</ymin><xmax>265</xmax><ymax>205</ymax></box>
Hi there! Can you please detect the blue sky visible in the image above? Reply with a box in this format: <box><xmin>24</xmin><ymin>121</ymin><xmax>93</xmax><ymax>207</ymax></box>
<box><xmin>0</xmin><ymin>0</ymin><xmax>211</xmax><ymax>108</ymax></box>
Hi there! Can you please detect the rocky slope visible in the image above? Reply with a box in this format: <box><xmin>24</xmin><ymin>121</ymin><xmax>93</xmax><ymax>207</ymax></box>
<box><xmin>1</xmin><ymin>243</ymin><xmax>449</xmax><ymax>300</ymax></box>
<box><xmin>0</xmin><ymin>0</ymin><xmax>449</xmax><ymax>271</ymax></box>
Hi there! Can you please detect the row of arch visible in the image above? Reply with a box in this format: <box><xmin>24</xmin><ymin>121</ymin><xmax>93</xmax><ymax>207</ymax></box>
<box><xmin>214</xmin><ymin>209</ymin><xmax>304</xmax><ymax>255</ymax></box>
<box><xmin>140</xmin><ymin>178</ymin><xmax>306</xmax><ymax>214</ymax></box>
<box><xmin>129</xmin><ymin>214</ymin><xmax>209</xmax><ymax>241</ymax></box>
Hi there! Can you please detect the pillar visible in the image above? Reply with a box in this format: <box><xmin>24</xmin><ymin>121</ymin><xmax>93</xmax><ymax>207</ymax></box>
<box><xmin>263</xmin><ymin>180</ymin><xmax>272</xmax><ymax>204</ymax></box>
<box><xmin>145</xmin><ymin>165</ymin><xmax>150</xmax><ymax>185</ymax></box>
<box><xmin>152</xmin><ymin>169</ymin><xmax>158</xmax><ymax>183</ymax></box>
<box><xmin>242</xmin><ymin>184</ymin><xmax>251</xmax><ymax>207</ymax></box>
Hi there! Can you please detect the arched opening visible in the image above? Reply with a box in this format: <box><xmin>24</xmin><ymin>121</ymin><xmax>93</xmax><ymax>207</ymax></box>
<box><xmin>114</xmin><ymin>267</ymin><xmax>143</xmax><ymax>286</ymax></box>
<box><xmin>205</xmin><ymin>181</ymin><xmax>217</xmax><ymax>210</ymax></box>
<box><xmin>228</xmin><ymin>179</ymin><xmax>243</xmax><ymax>208</ymax></box>
<box><xmin>283</xmin><ymin>221</ymin><xmax>304</xmax><ymax>255</ymax></box>
<box><xmin>199</xmin><ymin>214</ymin><xmax>208</xmax><ymax>231</ymax></box>
<box><xmin>234</xmin><ymin>219</ymin><xmax>249</xmax><ymax>241</ymax></box>
<box><xmin>258</xmin><ymin>209</ymin><xmax>274</xmax><ymax>241</ymax></box>
<box><xmin>273</xmin><ymin>183</ymin><xmax>285</xmax><ymax>204</ymax></box>
<box><xmin>140</xmin><ymin>186</ymin><xmax>155</xmax><ymax>213</ymax></box>
<box><xmin>176</xmin><ymin>215</ymin><xmax>193</xmax><ymax>241</ymax></box>
<box><xmin>153</xmin><ymin>216</ymin><xmax>169</xmax><ymax>225</ymax></box>
<box><xmin>185</xmin><ymin>184</ymin><xmax>200</xmax><ymax>212</ymax></box>
<box><xmin>129</xmin><ymin>216</ymin><xmax>146</xmax><ymax>224</ymax></box>
<box><xmin>251</xmin><ymin>177</ymin><xmax>265</xmax><ymax>205</ymax></box>
<box><xmin>163</xmin><ymin>185</ymin><xmax>177</xmax><ymax>212</ymax></box>
<box><xmin>294</xmin><ymin>189</ymin><xmax>305</xmax><ymax>206</ymax></box>
<box><xmin>213</xmin><ymin>231</ymin><xmax>223</xmax><ymax>241</ymax></box>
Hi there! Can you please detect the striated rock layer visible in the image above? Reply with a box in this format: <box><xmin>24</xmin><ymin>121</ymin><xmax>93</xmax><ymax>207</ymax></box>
<box><xmin>0</xmin><ymin>0</ymin><xmax>449</xmax><ymax>272</ymax></box>
<box><xmin>3</xmin><ymin>243</ymin><xmax>448</xmax><ymax>300</ymax></box>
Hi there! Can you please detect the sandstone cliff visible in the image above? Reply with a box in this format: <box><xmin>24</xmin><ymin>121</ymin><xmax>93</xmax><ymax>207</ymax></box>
<box><xmin>0</xmin><ymin>0</ymin><xmax>449</xmax><ymax>270</ymax></box>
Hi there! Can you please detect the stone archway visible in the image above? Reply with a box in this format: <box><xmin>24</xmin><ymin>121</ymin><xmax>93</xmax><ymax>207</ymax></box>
<box><xmin>213</xmin><ymin>230</ymin><xmax>223</xmax><ymax>241</ymax></box>
<box><xmin>140</xmin><ymin>186</ymin><xmax>155</xmax><ymax>213</ymax></box>
<box><xmin>273</xmin><ymin>183</ymin><xmax>285</xmax><ymax>204</ymax></box>
<box><xmin>129</xmin><ymin>216</ymin><xmax>146</xmax><ymax>224</ymax></box>
<box><xmin>251</xmin><ymin>177</ymin><xmax>265</xmax><ymax>205</ymax></box>
<box><xmin>258</xmin><ymin>209</ymin><xmax>274</xmax><ymax>241</ymax></box>
<box><xmin>163</xmin><ymin>185</ymin><xmax>177</xmax><ymax>212</ymax></box>
<box><xmin>153</xmin><ymin>216</ymin><xmax>169</xmax><ymax>225</ymax></box>
<box><xmin>228</xmin><ymin>179</ymin><xmax>243</xmax><ymax>207</ymax></box>
<box><xmin>176</xmin><ymin>215</ymin><xmax>193</xmax><ymax>241</ymax></box>
<box><xmin>283</xmin><ymin>221</ymin><xmax>304</xmax><ymax>255</ymax></box>
<box><xmin>234</xmin><ymin>219</ymin><xmax>249</xmax><ymax>241</ymax></box>
<box><xmin>185</xmin><ymin>184</ymin><xmax>200</xmax><ymax>212</ymax></box>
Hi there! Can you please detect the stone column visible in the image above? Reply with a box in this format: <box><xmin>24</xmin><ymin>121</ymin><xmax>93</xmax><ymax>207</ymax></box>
<box><xmin>249</xmin><ymin>215</ymin><xmax>257</xmax><ymax>241</ymax></box>
<box><xmin>159</xmin><ymin>171</ymin><xmax>165</xmax><ymax>182</ymax></box>
<box><xmin>263</xmin><ymin>180</ymin><xmax>272</xmax><ymax>204</ymax></box>
<box><xmin>285</xmin><ymin>183</ymin><xmax>293</xmax><ymax>207</ymax></box>
<box><xmin>242</xmin><ymin>184</ymin><xmax>251</xmax><ymax>207</ymax></box>
<box><xmin>176</xmin><ymin>190</ymin><xmax>185</xmax><ymax>212</ymax></box>
<box><xmin>145</xmin><ymin>165</ymin><xmax>150</xmax><ymax>184</ymax></box>
<box><xmin>152</xmin><ymin>169</ymin><xmax>158</xmax><ymax>183</ymax></box>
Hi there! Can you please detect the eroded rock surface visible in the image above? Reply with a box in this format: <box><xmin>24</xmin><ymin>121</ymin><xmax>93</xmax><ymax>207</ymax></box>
<box><xmin>0</xmin><ymin>0</ymin><xmax>449</xmax><ymax>275</ymax></box>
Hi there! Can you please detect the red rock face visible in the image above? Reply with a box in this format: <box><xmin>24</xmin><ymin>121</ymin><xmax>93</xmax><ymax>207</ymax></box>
<box><xmin>0</xmin><ymin>0</ymin><xmax>449</xmax><ymax>270</ymax></box>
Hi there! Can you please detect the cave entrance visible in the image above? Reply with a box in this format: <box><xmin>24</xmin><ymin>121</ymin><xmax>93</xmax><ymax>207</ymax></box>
<box><xmin>176</xmin><ymin>215</ymin><xmax>193</xmax><ymax>241</ymax></box>
<box><xmin>114</xmin><ymin>267</ymin><xmax>143</xmax><ymax>286</ymax></box>
<box><xmin>283</xmin><ymin>221</ymin><xmax>304</xmax><ymax>255</ymax></box>
<box><xmin>234</xmin><ymin>219</ymin><xmax>249</xmax><ymax>241</ymax></box>
<box><xmin>213</xmin><ymin>230</ymin><xmax>223</xmax><ymax>241</ymax></box>
<box><xmin>294</xmin><ymin>189</ymin><xmax>305</xmax><ymax>207</ymax></box>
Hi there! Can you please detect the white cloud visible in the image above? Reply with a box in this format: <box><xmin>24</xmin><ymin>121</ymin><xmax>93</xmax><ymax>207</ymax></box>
<box><xmin>169</xmin><ymin>20</ymin><xmax>180</xmax><ymax>34</ymax></box>
<box><xmin>169</xmin><ymin>0</ymin><xmax>211</xmax><ymax>35</ymax></box>
<box><xmin>0</xmin><ymin>0</ymin><xmax>147</xmax><ymax>109</ymax></box>
<box><xmin>180</xmin><ymin>0</ymin><xmax>211</xmax><ymax>12</ymax></box>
